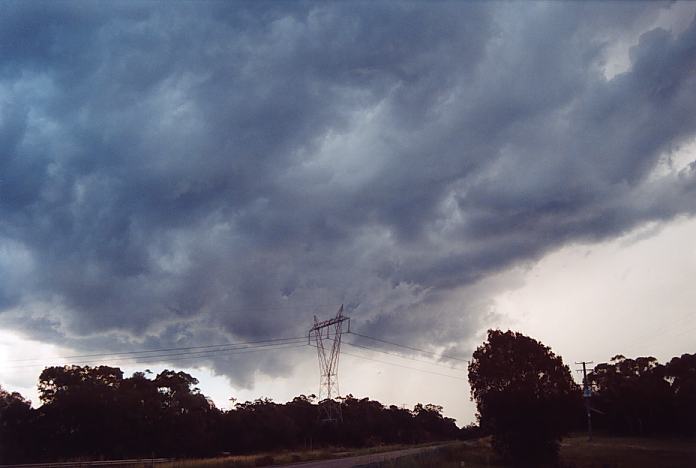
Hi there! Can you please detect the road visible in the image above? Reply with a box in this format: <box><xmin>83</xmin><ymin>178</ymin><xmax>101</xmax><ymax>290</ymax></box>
<box><xmin>270</xmin><ymin>443</ymin><xmax>453</xmax><ymax>468</ymax></box>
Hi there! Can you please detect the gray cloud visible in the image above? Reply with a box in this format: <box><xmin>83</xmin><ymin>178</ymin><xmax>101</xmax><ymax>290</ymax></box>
<box><xmin>1</xmin><ymin>1</ymin><xmax>696</xmax><ymax>385</ymax></box>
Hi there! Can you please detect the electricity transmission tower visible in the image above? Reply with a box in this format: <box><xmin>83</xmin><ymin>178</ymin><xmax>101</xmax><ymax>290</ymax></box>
<box><xmin>309</xmin><ymin>305</ymin><xmax>350</xmax><ymax>422</ymax></box>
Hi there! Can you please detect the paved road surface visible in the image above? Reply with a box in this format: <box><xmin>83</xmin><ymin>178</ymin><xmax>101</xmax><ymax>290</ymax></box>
<box><xmin>270</xmin><ymin>443</ymin><xmax>453</xmax><ymax>468</ymax></box>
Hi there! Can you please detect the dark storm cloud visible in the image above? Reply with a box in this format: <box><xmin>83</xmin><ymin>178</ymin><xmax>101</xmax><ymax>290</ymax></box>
<box><xmin>1</xmin><ymin>1</ymin><xmax>696</xmax><ymax>382</ymax></box>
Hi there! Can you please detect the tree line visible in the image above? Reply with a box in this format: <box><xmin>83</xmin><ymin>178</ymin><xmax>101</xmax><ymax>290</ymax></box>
<box><xmin>588</xmin><ymin>353</ymin><xmax>696</xmax><ymax>436</ymax></box>
<box><xmin>468</xmin><ymin>330</ymin><xmax>696</xmax><ymax>467</ymax></box>
<box><xmin>0</xmin><ymin>366</ymin><xmax>459</xmax><ymax>463</ymax></box>
<box><xmin>1</xmin><ymin>330</ymin><xmax>694</xmax><ymax>465</ymax></box>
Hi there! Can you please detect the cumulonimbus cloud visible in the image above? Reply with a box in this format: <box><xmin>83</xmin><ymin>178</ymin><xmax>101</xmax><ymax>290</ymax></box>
<box><xmin>1</xmin><ymin>1</ymin><xmax>695</xmax><ymax>384</ymax></box>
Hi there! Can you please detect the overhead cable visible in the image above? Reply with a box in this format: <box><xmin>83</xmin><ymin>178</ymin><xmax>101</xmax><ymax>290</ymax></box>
<box><xmin>349</xmin><ymin>331</ymin><xmax>469</xmax><ymax>363</ymax></box>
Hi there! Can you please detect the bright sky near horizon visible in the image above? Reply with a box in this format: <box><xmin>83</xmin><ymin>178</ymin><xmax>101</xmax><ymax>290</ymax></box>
<box><xmin>1</xmin><ymin>1</ymin><xmax>696</xmax><ymax>426</ymax></box>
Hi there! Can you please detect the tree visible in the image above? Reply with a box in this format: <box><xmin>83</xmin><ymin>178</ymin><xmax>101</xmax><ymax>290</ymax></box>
<box><xmin>413</xmin><ymin>403</ymin><xmax>459</xmax><ymax>441</ymax></box>
<box><xmin>0</xmin><ymin>386</ymin><xmax>33</xmax><ymax>463</ymax></box>
<box><xmin>665</xmin><ymin>353</ymin><xmax>696</xmax><ymax>435</ymax></box>
<box><xmin>152</xmin><ymin>370</ymin><xmax>217</xmax><ymax>456</ymax></box>
<box><xmin>3</xmin><ymin>364</ymin><xmax>469</xmax><ymax>462</ymax></box>
<box><xmin>587</xmin><ymin>353</ymin><xmax>696</xmax><ymax>436</ymax></box>
<box><xmin>589</xmin><ymin>355</ymin><xmax>672</xmax><ymax>435</ymax></box>
<box><xmin>37</xmin><ymin>366</ymin><xmax>126</xmax><ymax>459</ymax></box>
<box><xmin>468</xmin><ymin>330</ymin><xmax>579</xmax><ymax>466</ymax></box>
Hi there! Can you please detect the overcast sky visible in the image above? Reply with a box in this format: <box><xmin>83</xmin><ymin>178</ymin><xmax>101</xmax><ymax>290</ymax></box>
<box><xmin>1</xmin><ymin>1</ymin><xmax>696</xmax><ymax>425</ymax></box>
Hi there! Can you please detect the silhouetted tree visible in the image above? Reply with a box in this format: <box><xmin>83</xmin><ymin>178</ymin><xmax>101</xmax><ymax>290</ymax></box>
<box><xmin>36</xmin><ymin>366</ymin><xmax>126</xmax><ymax>459</ymax></box>
<box><xmin>153</xmin><ymin>370</ymin><xmax>218</xmax><ymax>456</ymax></box>
<box><xmin>589</xmin><ymin>354</ymin><xmax>695</xmax><ymax>436</ymax></box>
<box><xmin>413</xmin><ymin>403</ymin><xmax>459</xmax><ymax>441</ymax></box>
<box><xmin>665</xmin><ymin>353</ymin><xmax>696</xmax><ymax>435</ymax></box>
<box><xmin>3</xmin><ymin>349</ymin><xmax>695</xmax><ymax>464</ymax></box>
<box><xmin>459</xmin><ymin>423</ymin><xmax>484</xmax><ymax>440</ymax></box>
<box><xmin>0</xmin><ymin>385</ymin><xmax>33</xmax><ymax>463</ymax></box>
<box><xmin>468</xmin><ymin>330</ymin><xmax>579</xmax><ymax>466</ymax></box>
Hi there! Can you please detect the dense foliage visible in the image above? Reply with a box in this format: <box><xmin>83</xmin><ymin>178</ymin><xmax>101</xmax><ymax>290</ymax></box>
<box><xmin>468</xmin><ymin>330</ymin><xmax>579</xmax><ymax>466</ymax></box>
<box><xmin>0</xmin><ymin>366</ymin><xmax>459</xmax><ymax>463</ymax></box>
<box><xmin>589</xmin><ymin>353</ymin><xmax>696</xmax><ymax>436</ymax></box>
<box><xmin>2</xmin><ymin>343</ymin><xmax>694</xmax><ymax>464</ymax></box>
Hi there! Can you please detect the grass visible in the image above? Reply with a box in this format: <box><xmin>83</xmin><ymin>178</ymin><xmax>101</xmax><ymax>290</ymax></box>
<box><xmin>362</xmin><ymin>434</ymin><xmax>696</xmax><ymax>468</ymax></box>
<box><xmin>149</xmin><ymin>435</ymin><xmax>696</xmax><ymax>467</ymax></box>
<box><xmin>156</xmin><ymin>441</ymin><xmax>443</xmax><ymax>467</ymax></box>
<box><xmin>559</xmin><ymin>435</ymin><xmax>696</xmax><ymax>468</ymax></box>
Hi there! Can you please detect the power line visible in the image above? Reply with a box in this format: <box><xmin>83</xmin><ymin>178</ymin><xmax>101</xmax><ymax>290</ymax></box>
<box><xmin>628</xmin><ymin>325</ymin><xmax>696</xmax><ymax>357</ymax></box>
<box><xmin>333</xmin><ymin>347</ymin><xmax>469</xmax><ymax>381</ymax></box>
<box><xmin>349</xmin><ymin>331</ymin><xmax>469</xmax><ymax>363</ymax></box>
<box><xmin>167</xmin><ymin>303</ymin><xmax>341</xmax><ymax>315</ymax></box>
<box><xmin>318</xmin><ymin>333</ymin><xmax>468</xmax><ymax>371</ymax></box>
<box><xmin>0</xmin><ymin>341</ymin><xmax>308</xmax><ymax>370</ymax></box>
<box><xmin>342</xmin><ymin>341</ymin><xmax>468</xmax><ymax>372</ymax></box>
<box><xmin>2</xmin><ymin>323</ymin><xmax>474</xmax><ymax>383</ymax></box>
<box><xmin>618</xmin><ymin>310</ymin><xmax>695</xmax><ymax>357</ymax></box>
<box><xmin>5</xmin><ymin>336</ymin><xmax>308</xmax><ymax>363</ymax></box>
<box><xmin>629</xmin><ymin>323</ymin><xmax>696</xmax><ymax>353</ymax></box>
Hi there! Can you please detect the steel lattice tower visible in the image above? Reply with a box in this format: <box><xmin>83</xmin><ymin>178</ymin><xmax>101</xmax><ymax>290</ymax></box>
<box><xmin>309</xmin><ymin>305</ymin><xmax>350</xmax><ymax>422</ymax></box>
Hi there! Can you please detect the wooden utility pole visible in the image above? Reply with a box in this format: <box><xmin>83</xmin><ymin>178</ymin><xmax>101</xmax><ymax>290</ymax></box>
<box><xmin>576</xmin><ymin>361</ymin><xmax>594</xmax><ymax>441</ymax></box>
